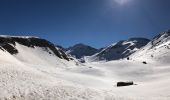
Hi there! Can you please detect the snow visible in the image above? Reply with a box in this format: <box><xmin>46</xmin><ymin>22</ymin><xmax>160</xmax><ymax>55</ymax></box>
<box><xmin>85</xmin><ymin>38</ymin><xmax>149</xmax><ymax>62</ymax></box>
<box><xmin>0</xmin><ymin>35</ymin><xmax>39</xmax><ymax>38</ymax></box>
<box><xmin>130</xmin><ymin>32</ymin><xmax>170</xmax><ymax>64</ymax></box>
<box><xmin>0</xmin><ymin>36</ymin><xmax>170</xmax><ymax>99</ymax></box>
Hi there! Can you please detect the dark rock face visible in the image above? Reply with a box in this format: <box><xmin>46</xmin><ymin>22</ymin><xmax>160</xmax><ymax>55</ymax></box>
<box><xmin>67</xmin><ymin>43</ymin><xmax>98</xmax><ymax>59</ymax></box>
<box><xmin>1</xmin><ymin>43</ymin><xmax>18</xmax><ymax>54</ymax></box>
<box><xmin>117</xmin><ymin>81</ymin><xmax>134</xmax><ymax>87</ymax></box>
<box><xmin>0</xmin><ymin>36</ymin><xmax>70</xmax><ymax>61</ymax></box>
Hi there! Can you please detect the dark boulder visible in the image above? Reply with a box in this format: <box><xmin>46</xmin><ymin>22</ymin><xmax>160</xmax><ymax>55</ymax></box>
<box><xmin>142</xmin><ymin>61</ymin><xmax>147</xmax><ymax>64</ymax></box>
<box><xmin>117</xmin><ymin>81</ymin><xmax>134</xmax><ymax>87</ymax></box>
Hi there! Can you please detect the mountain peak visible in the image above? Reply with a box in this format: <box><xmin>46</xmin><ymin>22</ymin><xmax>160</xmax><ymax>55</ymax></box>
<box><xmin>127</xmin><ymin>37</ymin><xmax>150</xmax><ymax>41</ymax></box>
<box><xmin>73</xmin><ymin>43</ymin><xmax>88</xmax><ymax>47</ymax></box>
<box><xmin>151</xmin><ymin>30</ymin><xmax>170</xmax><ymax>48</ymax></box>
<box><xmin>87</xmin><ymin>37</ymin><xmax>150</xmax><ymax>62</ymax></box>
<box><xmin>66</xmin><ymin>43</ymin><xmax>98</xmax><ymax>59</ymax></box>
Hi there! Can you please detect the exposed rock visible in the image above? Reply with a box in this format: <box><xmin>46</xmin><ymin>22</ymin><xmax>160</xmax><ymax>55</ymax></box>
<box><xmin>117</xmin><ymin>81</ymin><xmax>134</xmax><ymax>87</ymax></box>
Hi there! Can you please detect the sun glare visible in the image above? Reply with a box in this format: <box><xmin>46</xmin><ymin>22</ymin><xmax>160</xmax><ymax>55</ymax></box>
<box><xmin>114</xmin><ymin>0</ymin><xmax>131</xmax><ymax>5</ymax></box>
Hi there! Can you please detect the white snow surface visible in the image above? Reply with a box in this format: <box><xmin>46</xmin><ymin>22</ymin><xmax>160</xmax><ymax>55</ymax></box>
<box><xmin>0</xmin><ymin>35</ymin><xmax>39</xmax><ymax>38</ymax></box>
<box><xmin>0</xmin><ymin>43</ymin><xmax>170</xmax><ymax>100</ymax></box>
<box><xmin>130</xmin><ymin>31</ymin><xmax>170</xmax><ymax>64</ymax></box>
<box><xmin>0</xmin><ymin>36</ymin><xmax>170</xmax><ymax>100</ymax></box>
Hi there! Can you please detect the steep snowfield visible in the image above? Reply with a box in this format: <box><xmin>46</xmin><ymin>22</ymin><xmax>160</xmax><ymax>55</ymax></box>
<box><xmin>13</xmin><ymin>43</ymin><xmax>75</xmax><ymax>68</ymax></box>
<box><xmin>130</xmin><ymin>30</ymin><xmax>170</xmax><ymax>64</ymax></box>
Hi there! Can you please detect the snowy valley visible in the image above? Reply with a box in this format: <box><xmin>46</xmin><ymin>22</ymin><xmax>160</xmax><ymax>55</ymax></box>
<box><xmin>0</xmin><ymin>30</ymin><xmax>170</xmax><ymax>100</ymax></box>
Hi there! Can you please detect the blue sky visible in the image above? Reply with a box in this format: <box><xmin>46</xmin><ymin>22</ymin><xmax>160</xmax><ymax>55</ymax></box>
<box><xmin>0</xmin><ymin>0</ymin><xmax>170</xmax><ymax>48</ymax></box>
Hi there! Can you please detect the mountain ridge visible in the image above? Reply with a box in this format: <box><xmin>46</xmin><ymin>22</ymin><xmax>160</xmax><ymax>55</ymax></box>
<box><xmin>130</xmin><ymin>30</ymin><xmax>170</xmax><ymax>64</ymax></box>
<box><xmin>85</xmin><ymin>37</ymin><xmax>150</xmax><ymax>62</ymax></box>
<box><xmin>66</xmin><ymin>43</ymin><xmax>99</xmax><ymax>59</ymax></box>
<box><xmin>0</xmin><ymin>36</ymin><xmax>71</xmax><ymax>61</ymax></box>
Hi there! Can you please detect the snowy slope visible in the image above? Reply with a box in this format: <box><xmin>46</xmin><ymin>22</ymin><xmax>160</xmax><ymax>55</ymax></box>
<box><xmin>86</xmin><ymin>38</ymin><xmax>150</xmax><ymax>62</ymax></box>
<box><xmin>1</xmin><ymin>53</ymin><xmax>170</xmax><ymax>100</ymax></box>
<box><xmin>0</xmin><ymin>36</ymin><xmax>71</xmax><ymax>61</ymax></box>
<box><xmin>130</xmin><ymin>30</ymin><xmax>170</xmax><ymax>64</ymax></box>
<box><xmin>0</xmin><ymin>34</ymin><xmax>170</xmax><ymax>100</ymax></box>
<box><xmin>0</xmin><ymin>36</ymin><xmax>77</xmax><ymax>69</ymax></box>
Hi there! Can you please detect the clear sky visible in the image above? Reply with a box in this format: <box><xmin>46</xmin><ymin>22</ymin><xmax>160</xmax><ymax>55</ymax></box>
<box><xmin>0</xmin><ymin>0</ymin><xmax>170</xmax><ymax>48</ymax></box>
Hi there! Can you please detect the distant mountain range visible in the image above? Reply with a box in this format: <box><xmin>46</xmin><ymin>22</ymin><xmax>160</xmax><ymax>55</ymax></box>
<box><xmin>59</xmin><ymin>29</ymin><xmax>170</xmax><ymax>63</ymax></box>
<box><xmin>0</xmin><ymin>30</ymin><xmax>170</xmax><ymax>99</ymax></box>
<box><xmin>60</xmin><ymin>38</ymin><xmax>149</xmax><ymax>62</ymax></box>
<box><xmin>86</xmin><ymin>38</ymin><xmax>150</xmax><ymax>62</ymax></box>
<box><xmin>65</xmin><ymin>43</ymin><xmax>99</xmax><ymax>59</ymax></box>
<box><xmin>0</xmin><ymin>29</ymin><xmax>170</xmax><ymax>64</ymax></box>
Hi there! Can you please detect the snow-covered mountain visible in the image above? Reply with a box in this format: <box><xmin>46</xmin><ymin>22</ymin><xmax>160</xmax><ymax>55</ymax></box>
<box><xmin>86</xmin><ymin>38</ymin><xmax>150</xmax><ymax>62</ymax></box>
<box><xmin>66</xmin><ymin>43</ymin><xmax>99</xmax><ymax>59</ymax></box>
<box><xmin>0</xmin><ymin>35</ymin><xmax>75</xmax><ymax>66</ymax></box>
<box><xmin>1</xmin><ymin>33</ymin><xmax>170</xmax><ymax>100</ymax></box>
<box><xmin>130</xmin><ymin>30</ymin><xmax>170</xmax><ymax>64</ymax></box>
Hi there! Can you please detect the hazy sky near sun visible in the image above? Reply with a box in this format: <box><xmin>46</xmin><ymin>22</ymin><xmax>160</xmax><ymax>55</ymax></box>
<box><xmin>0</xmin><ymin>0</ymin><xmax>170</xmax><ymax>48</ymax></box>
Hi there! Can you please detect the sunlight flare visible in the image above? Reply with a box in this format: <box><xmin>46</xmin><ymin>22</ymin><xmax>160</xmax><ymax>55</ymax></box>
<box><xmin>114</xmin><ymin>0</ymin><xmax>132</xmax><ymax>5</ymax></box>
